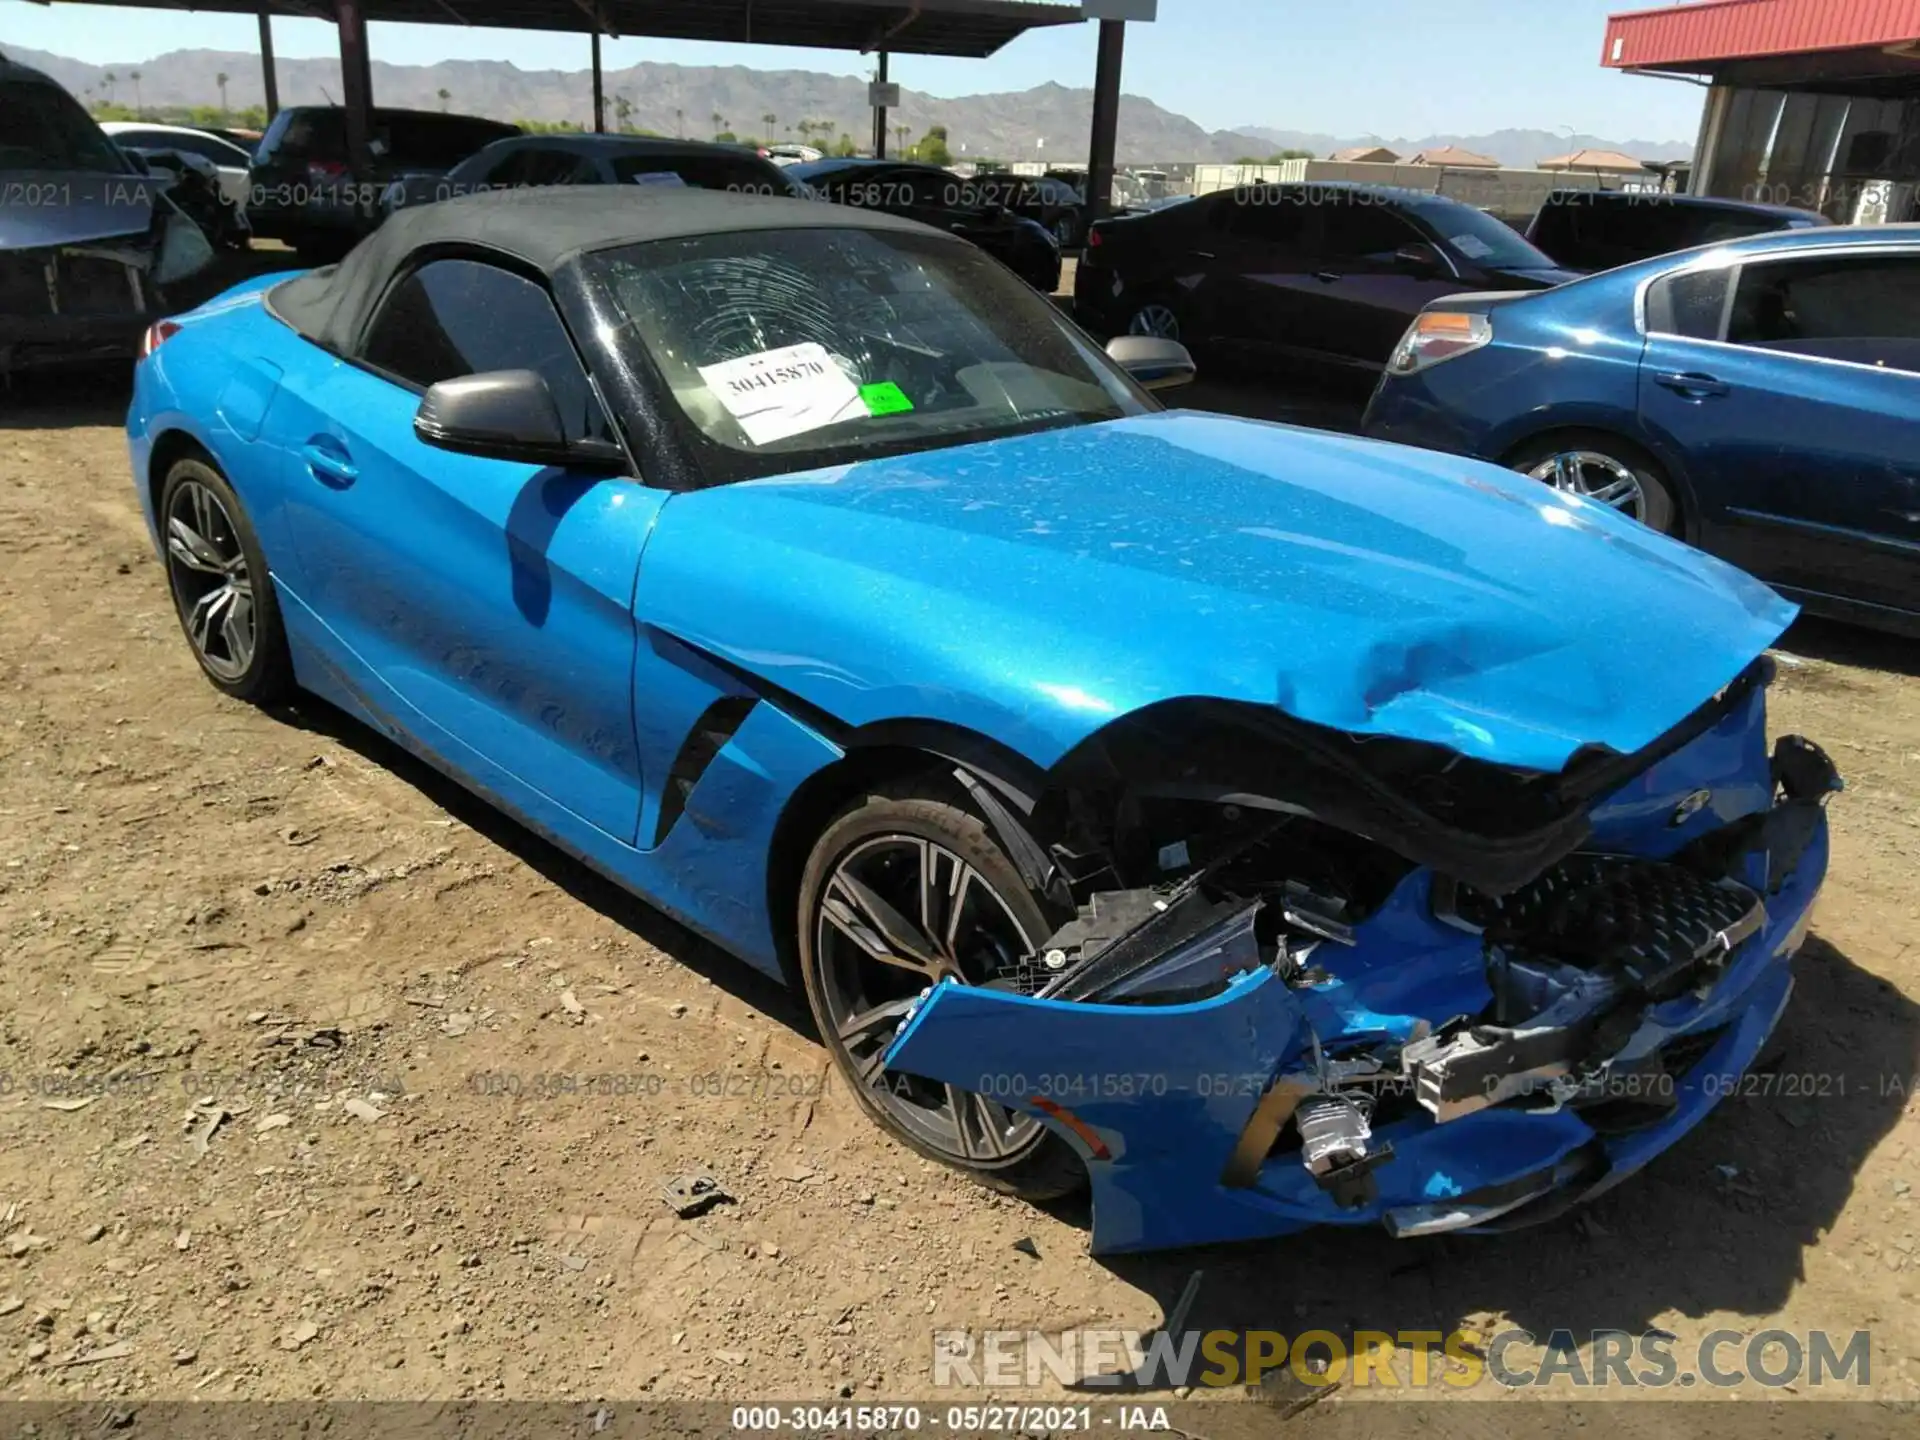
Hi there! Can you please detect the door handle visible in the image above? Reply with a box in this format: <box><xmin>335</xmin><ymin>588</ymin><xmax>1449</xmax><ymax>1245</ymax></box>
<box><xmin>1189</xmin><ymin>249</ymin><xmax>1216</xmax><ymax>260</ymax></box>
<box><xmin>302</xmin><ymin>438</ymin><xmax>359</xmax><ymax>487</ymax></box>
<box><xmin>1313</xmin><ymin>270</ymin><xmax>1342</xmax><ymax>283</ymax></box>
<box><xmin>1654</xmin><ymin>370</ymin><xmax>1730</xmax><ymax>399</ymax></box>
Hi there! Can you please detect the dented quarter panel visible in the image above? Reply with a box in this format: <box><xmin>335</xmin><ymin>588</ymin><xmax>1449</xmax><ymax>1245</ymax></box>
<box><xmin>636</xmin><ymin>409</ymin><xmax>1796</xmax><ymax>775</ymax></box>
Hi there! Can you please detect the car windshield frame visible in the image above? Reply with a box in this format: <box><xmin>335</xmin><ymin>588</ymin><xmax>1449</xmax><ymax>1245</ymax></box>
<box><xmin>579</xmin><ymin>224</ymin><xmax>1156</xmax><ymax>489</ymax></box>
<box><xmin>1404</xmin><ymin>195</ymin><xmax>1559</xmax><ymax>272</ymax></box>
<box><xmin>0</xmin><ymin>78</ymin><xmax>133</xmax><ymax>174</ymax></box>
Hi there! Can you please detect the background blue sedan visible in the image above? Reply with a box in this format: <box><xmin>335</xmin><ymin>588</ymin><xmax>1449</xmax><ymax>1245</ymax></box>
<box><xmin>1362</xmin><ymin>225</ymin><xmax>1920</xmax><ymax>637</ymax></box>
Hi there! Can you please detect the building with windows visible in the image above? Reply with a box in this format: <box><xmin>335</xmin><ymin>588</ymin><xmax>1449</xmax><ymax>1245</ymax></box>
<box><xmin>1604</xmin><ymin>0</ymin><xmax>1920</xmax><ymax>221</ymax></box>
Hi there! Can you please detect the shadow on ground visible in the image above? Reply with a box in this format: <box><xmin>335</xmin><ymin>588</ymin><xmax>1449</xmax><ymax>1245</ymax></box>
<box><xmin>272</xmin><ymin>692</ymin><xmax>819</xmax><ymax>1041</ymax></box>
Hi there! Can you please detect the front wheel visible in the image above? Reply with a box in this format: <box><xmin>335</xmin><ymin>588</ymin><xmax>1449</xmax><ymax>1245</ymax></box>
<box><xmin>1125</xmin><ymin>295</ymin><xmax>1185</xmax><ymax>343</ymax></box>
<box><xmin>1508</xmin><ymin>432</ymin><xmax>1679</xmax><ymax>535</ymax></box>
<box><xmin>796</xmin><ymin>777</ymin><xmax>1085</xmax><ymax>1202</ymax></box>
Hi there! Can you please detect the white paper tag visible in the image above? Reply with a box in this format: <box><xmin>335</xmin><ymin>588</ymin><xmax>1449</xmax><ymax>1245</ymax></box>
<box><xmin>630</xmin><ymin>170</ymin><xmax>688</xmax><ymax>188</ymax></box>
<box><xmin>697</xmin><ymin>342</ymin><xmax>866</xmax><ymax>445</ymax></box>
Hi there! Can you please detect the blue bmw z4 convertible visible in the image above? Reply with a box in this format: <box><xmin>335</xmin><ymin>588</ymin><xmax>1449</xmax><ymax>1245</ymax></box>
<box><xmin>128</xmin><ymin>187</ymin><xmax>1838</xmax><ymax>1255</ymax></box>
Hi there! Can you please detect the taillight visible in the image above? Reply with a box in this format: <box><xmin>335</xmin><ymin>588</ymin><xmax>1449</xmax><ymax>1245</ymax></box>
<box><xmin>1086</xmin><ymin>226</ymin><xmax>1105</xmax><ymax>248</ymax></box>
<box><xmin>1388</xmin><ymin>311</ymin><xmax>1493</xmax><ymax>376</ymax></box>
<box><xmin>306</xmin><ymin>159</ymin><xmax>348</xmax><ymax>180</ymax></box>
<box><xmin>139</xmin><ymin>320</ymin><xmax>181</xmax><ymax>359</ymax></box>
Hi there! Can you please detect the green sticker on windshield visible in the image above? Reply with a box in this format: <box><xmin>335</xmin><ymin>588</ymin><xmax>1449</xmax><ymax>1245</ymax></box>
<box><xmin>860</xmin><ymin>382</ymin><xmax>915</xmax><ymax>416</ymax></box>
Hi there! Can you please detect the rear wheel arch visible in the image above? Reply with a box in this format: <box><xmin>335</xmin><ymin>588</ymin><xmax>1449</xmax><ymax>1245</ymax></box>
<box><xmin>148</xmin><ymin>429</ymin><xmax>218</xmax><ymax>529</ymax></box>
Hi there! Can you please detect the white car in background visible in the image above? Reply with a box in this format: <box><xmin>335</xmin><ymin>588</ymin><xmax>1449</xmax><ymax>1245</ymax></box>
<box><xmin>100</xmin><ymin>121</ymin><xmax>253</xmax><ymax>208</ymax></box>
<box><xmin>764</xmin><ymin>143</ymin><xmax>824</xmax><ymax>167</ymax></box>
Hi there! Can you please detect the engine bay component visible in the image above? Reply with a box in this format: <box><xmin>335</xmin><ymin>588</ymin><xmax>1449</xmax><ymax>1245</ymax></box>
<box><xmin>1294</xmin><ymin>1093</ymin><xmax>1394</xmax><ymax>1209</ymax></box>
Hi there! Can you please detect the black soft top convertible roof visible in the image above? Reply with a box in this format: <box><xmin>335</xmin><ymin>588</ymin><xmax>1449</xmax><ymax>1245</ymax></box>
<box><xmin>268</xmin><ymin>187</ymin><xmax>936</xmax><ymax>354</ymax></box>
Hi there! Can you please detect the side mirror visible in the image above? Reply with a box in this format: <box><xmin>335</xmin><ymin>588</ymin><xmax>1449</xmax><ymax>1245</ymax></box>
<box><xmin>1106</xmin><ymin>335</ymin><xmax>1197</xmax><ymax>392</ymax></box>
<box><xmin>414</xmin><ymin>370</ymin><xmax>624</xmax><ymax>469</ymax></box>
<box><xmin>1394</xmin><ymin>242</ymin><xmax>1445</xmax><ymax>275</ymax></box>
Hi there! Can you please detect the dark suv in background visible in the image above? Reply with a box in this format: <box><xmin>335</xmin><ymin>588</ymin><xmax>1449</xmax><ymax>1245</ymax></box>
<box><xmin>246</xmin><ymin>105</ymin><xmax>520</xmax><ymax>257</ymax></box>
<box><xmin>1525</xmin><ymin>190</ymin><xmax>1830</xmax><ymax>274</ymax></box>
<box><xmin>1074</xmin><ymin>182</ymin><xmax>1577</xmax><ymax>378</ymax></box>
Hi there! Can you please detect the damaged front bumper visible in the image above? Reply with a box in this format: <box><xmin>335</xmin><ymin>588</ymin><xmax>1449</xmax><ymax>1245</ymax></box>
<box><xmin>883</xmin><ymin>735</ymin><xmax>1838</xmax><ymax>1255</ymax></box>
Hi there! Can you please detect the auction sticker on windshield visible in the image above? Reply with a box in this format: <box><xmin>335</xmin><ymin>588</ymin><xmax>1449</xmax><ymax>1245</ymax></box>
<box><xmin>698</xmin><ymin>342</ymin><xmax>867</xmax><ymax>445</ymax></box>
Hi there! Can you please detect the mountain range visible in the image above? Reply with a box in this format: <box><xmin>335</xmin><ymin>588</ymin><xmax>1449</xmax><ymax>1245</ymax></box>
<box><xmin>1236</xmin><ymin>125</ymin><xmax>1696</xmax><ymax>168</ymax></box>
<box><xmin>13</xmin><ymin>45</ymin><xmax>1692</xmax><ymax>167</ymax></box>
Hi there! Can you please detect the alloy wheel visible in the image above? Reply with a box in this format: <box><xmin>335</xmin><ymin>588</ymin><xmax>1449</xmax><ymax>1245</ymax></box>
<box><xmin>1525</xmin><ymin>450</ymin><xmax>1649</xmax><ymax>523</ymax></box>
<box><xmin>1128</xmin><ymin>303</ymin><xmax>1182</xmax><ymax>341</ymax></box>
<box><xmin>813</xmin><ymin>835</ymin><xmax>1045</xmax><ymax>1168</ymax></box>
<box><xmin>164</xmin><ymin>479</ymin><xmax>256</xmax><ymax>681</ymax></box>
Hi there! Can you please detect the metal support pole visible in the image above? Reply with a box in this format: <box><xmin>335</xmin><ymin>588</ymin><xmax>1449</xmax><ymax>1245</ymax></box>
<box><xmin>258</xmin><ymin>10</ymin><xmax>280</xmax><ymax>121</ymax></box>
<box><xmin>591</xmin><ymin>30</ymin><xmax>605</xmax><ymax>133</ymax></box>
<box><xmin>1086</xmin><ymin>20</ymin><xmax>1125</xmax><ymax>221</ymax></box>
<box><xmin>871</xmin><ymin>50</ymin><xmax>889</xmax><ymax>160</ymax></box>
<box><xmin>336</xmin><ymin>0</ymin><xmax>374</xmax><ymax>173</ymax></box>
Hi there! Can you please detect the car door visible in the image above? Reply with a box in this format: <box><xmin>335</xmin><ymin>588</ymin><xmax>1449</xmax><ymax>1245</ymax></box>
<box><xmin>1292</xmin><ymin>193</ymin><xmax>1472</xmax><ymax>368</ymax></box>
<box><xmin>1638</xmin><ymin>248</ymin><xmax>1920</xmax><ymax>614</ymax></box>
<box><xmin>1198</xmin><ymin>185</ymin><xmax>1323</xmax><ymax>366</ymax></box>
<box><xmin>273</xmin><ymin>254</ymin><xmax>665</xmax><ymax>841</ymax></box>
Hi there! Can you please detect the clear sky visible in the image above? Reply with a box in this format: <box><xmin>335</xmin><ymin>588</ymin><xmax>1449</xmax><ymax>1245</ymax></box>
<box><xmin>0</xmin><ymin>0</ymin><xmax>1707</xmax><ymax>141</ymax></box>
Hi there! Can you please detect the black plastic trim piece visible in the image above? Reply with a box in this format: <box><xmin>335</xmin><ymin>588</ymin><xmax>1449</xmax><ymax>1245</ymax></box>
<box><xmin>655</xmin><ymin>695</ymin><xmax>759</xmax><ymax>846</ymax></box>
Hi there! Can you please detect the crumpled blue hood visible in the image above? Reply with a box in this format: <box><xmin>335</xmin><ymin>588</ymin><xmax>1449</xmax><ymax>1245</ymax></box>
<box><xmin>637</xmin><ymin>410</ymin><xmax>1795</xmax><ymax>773</ymax></box>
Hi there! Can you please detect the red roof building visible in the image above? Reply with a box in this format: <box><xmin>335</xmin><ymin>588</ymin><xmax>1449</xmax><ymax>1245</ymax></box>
<box><xmin>1601</xmin><ymin>1</ymin><xmax>1920</xmax><ymax>219</ymax></box>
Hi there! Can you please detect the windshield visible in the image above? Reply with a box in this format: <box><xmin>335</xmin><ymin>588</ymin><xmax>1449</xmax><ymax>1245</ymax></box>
<box><xmin>610</xmin><ymin>151</ymin><xmax>795</xmax><ymax>195</ymax></box>
<box><xmin>584</xmin><ymin>226</ymin><xmax>1152</xmax><ymax>486</ymax></box>
<box><xmin>0</xmin><ymin>79</ymin><xmax>131</xmax><ymax>173</ymax></box>
<box><xmin>1406</xmin><ymin>197</ymin><xmax>1557</xmax><ymax>270</ymax></box>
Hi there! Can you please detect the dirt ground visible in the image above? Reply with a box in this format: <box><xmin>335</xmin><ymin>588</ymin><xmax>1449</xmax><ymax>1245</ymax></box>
<box><xmin>1</xmin><ymin>355</ymin><xmax>1918</xmax><ymax>1427</ymax></box>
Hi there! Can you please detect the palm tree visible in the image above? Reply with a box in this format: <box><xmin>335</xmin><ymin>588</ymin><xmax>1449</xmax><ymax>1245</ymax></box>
<box><xmin>895</xmin><ymin>122</ymin><xmax>911</xmax><ymax>158</ymax></box>
<box><xmin>216</xmin><ymin>71</ymin><xmax>229</xmax><ymax>115</ymax></box>
<box><xmin>710</xmin><ymin>110</ymin><xmax>723</xmax><ymax>139</ymax></box>
<box><xmin>102</xmin><ymin>70</ymin><xmax>116</xmax><ymax>104</ymax></box>
<box><xmin>130</xmin><ymin>69</ymin><xmax>143</xmax><ymax>115</ymax></box>
<box><xmin>674</xmin><ymin>107</ymin><xmax>684</xmax><ymax>138</ymax></box>
<box><xmin>613</xmin><ymin>94</ymin><xmax>633</xmax><ymax>133</ymax></box>
<box><xmin>762</xmin><ymin>112</ymin><xmax>776</xmax><ymax>140</ymax></box>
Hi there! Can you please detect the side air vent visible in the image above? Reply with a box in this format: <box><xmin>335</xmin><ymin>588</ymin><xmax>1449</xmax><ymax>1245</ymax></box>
<box><xmin>654</xmin><ymin>696</ymin><xmax>758</xmax><ymax>846</ymax></box>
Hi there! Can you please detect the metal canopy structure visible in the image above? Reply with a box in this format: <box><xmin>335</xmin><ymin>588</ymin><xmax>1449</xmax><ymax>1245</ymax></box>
<box><xmin>50</xmin><ymin>0</ymin><xmax>1085</xmax><ymax>58</ymax></box>
<box><xmin>36</xmin><ymin>0</ymin><xmax>1146</xmax><ymax>214</ymax></box>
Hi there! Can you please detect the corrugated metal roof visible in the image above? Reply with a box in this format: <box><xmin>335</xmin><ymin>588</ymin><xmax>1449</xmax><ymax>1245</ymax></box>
<box><xmin>1604</xmin><ymin>0</ymin><xmax>1920</xmax><ymax>72</ymax></box>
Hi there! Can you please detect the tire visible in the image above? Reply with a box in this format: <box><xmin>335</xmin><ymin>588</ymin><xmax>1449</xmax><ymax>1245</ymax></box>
<box><xmin>796</xmin><ymin>775</ymin><xmax>1086</xmax><ymax>1203</ymax></box>
<box><xmin>1506</xmin><ymin>430</ymin><xmax>1680</xmax><ymax>536</ymax></box>
<box><xmin>158</xmin><ymin>455</ymin><xmax>296</xmax><ymax>704</ymax></box>
<box><xmin>1124</xmin><ymin>292</ymin><xmax>1186</xmax><ymax>344</ymax></box>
